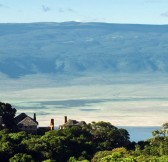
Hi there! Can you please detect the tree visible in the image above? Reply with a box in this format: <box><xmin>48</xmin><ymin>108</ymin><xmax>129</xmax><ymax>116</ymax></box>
<box><xmin>87</xmin><ymin>121</ymin><xmax>130</xmax><ymax>150</ymax></box>
<box><xmin>0</xmin><ymin>102</ymin><xmax>16</xmax><ymax>131</ymax></box>
<box><xmin>9</xmin><ymin>153</ymin><xmax>34</xmax><ymax>162</ymax></box>
<box><xmin>42</xmin><ymin>160</ymin><xmax>56</xmax><ymax>162</ymax></box>
<box><xmin>56</xmin><ymin>126</ymin><xmax>94</xmax><ymax>161</ymax></box>
<box><xmin>91</xmin><ymin>150</ymin><xmax>112</xmax><ymax>162</ymax></box>
<box><xmin>152</xmin><ymin>122</ymin><xmax>168</xmax><ymax>138</ymax></box>
<box><xmin>162</xmin><ymin>123</ymin><xmax>168</xmax><ymax>137</ymax></box>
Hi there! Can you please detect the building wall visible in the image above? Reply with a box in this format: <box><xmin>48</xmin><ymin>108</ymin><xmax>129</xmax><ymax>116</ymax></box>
<box><xmin>17</xmin><ymin>125</ymin><xmax>37</xmax><ymax>134</ymax></box>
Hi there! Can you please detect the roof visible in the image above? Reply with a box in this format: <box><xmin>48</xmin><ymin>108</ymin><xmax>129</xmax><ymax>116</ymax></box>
<box><xmin>15</xmin><ymin>113</ymin><xmax>38</xmax><ymax>125</ymax></box>
<box><xmin>15</xmin><ymin>113</ymin><xmax>28</xmax><ymax>124</ymax></box>
<box><xmin>75</xmin><ymin>121</ymin><xmax>86</xmax><ymax>126</ymax></box>
<box><xmin>62</xmin><ymin>119</ymin><xmax>86</xmax><ymax>127</ymax></box>
<box><xmin>17</xmin><ymin>116</ymin><xmax>38</xmax><ymax>126</ymax></box>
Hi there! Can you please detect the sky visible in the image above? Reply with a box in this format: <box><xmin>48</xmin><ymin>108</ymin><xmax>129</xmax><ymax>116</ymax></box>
<box><xmin>0</xmin><ymin>0</ymin><xmax>168</xmax><ymax>24</ymax></box>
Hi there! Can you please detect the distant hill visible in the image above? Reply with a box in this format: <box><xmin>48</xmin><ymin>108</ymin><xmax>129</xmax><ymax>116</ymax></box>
<box><xmin>0</xmin><ymin>22</ymin><xmax>168</xmax><ymax>78</ymax></box>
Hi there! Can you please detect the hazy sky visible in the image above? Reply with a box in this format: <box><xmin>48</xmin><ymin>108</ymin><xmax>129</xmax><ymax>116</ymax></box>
<box><xmin>0</xmin><ymin>0</ymin><xmax>168</xmax><ymax>24</ymax></box>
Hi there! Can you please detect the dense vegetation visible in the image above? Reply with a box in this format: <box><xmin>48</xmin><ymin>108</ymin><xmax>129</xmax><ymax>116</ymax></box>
<box><xmin>0</xmin><ymin>102</ymin><xmax>16</xmax><ymax>131</ymax></box>
<box><xmin>0</xmin><ymin>122</ymin><xmax>131</xmax><ymax>162</ymax></box>
<box><xmin>0</xmin><ymin>123</ymin><xmax>168</xmax><ymax>162</ymax></box>
<box><xmin>0</xmin><ymin>102</ymin><xmax>168</xmax><ymax>161</ymax></box>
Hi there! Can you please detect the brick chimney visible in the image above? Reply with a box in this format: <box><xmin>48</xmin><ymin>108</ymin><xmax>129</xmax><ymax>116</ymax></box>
<box><xmin>64</xmin><ymin>116</ymin><xmax>67</xmax><ymax>124</ymax></box>
<box><xmin>50</xmin><ymin>119</ymin><xmax>54</xmax><ymax>131</ymax></box>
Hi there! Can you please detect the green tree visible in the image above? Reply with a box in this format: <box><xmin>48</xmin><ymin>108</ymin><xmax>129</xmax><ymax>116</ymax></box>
<box><xmin>152</xmin><ymin>122</ymin><xmax>168</xmax><ymax>138</ymax></box>
<box><xmin>21</xmin><ymin>135</ymin><xmax>51</xmax><ymax>161</ymax></box>
<box><xmin>9</xmin><ymin>153</ymin><xmax>34</xmax><ymax>162</ymax></box>
<box><xmin>162</xmin><ymin>123</ymin><xmax>168</xmax><ymax>137</ymax></box>
<box><xmin>91</xmin><ymin>150</ymin><xmax>112</xmax><ymax>162</ymax></box>
<box><xmin>9</xmin><ymin>131</ymin><xmax>27</xmax><ymax>144</ymax></box>
<box><xmin>42</xmin><ymin>160</ymin><xmax>56</xmax><ymax>162</ymax></box>
<box><xmin>87</xmin><ymin>121</ymin><xmax>130</xmax><ymax>150</ymax></box>
<box><xmin>0</xmin><ymin>102</ymin><xmax>16</xmax><ymax>131</ymax></box>
<box><xmin>0</xmin><ymin>130</ymin><xmax>16</xmax><ymax>161</ymax></box>
<box><xmin>56</xmin><ymin>126</ymin><xmax>94</xmax><ymax>161</ymax></box>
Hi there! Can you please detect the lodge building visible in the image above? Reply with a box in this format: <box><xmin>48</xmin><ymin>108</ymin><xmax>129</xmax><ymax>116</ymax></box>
<box><xmin>0</xmin><ymin>113</ymin><xmax>86</xmax><ymax>134</ymax></box>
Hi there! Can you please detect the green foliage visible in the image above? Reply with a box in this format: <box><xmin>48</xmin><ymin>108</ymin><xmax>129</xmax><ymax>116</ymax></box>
<box><xmin>135</xmin><ymin>156</ymin><xmax>168</xmax><ymax>162</ymax></box>
<box><xmin>92</xmin><ymin>150</ymin><xmax>168</xmax><ymax>162</ymax></box>
<box><xmin>42</xmin><ymin>160</ymin><xmax>56</xmax><ymax>162</ymax></box>
<box><xmin>9</xmin><ymin>153</ymin><xmax>34</xmax><ymax>162</ymax></box>
<box><xmin>68</xmin><ymin>157</ymin><xmax>77</xmax><ymax>162</ymax></box>
<box><xmin>0</xmin><ymin>102</ymin><xmax>16</xmax><ymax>131</ymax></box>
<box><xmin>112</xmin><ymin>147</ymin><xmax>128</xmax><ymax>154</ymax></box>
<box><xmin>149</xmin><ymin>123</ymin><xmax>168</xmax><ymax>157</ymax></box>
<box><xmin>68</xmin><ymin>156</ymin><xmax>89</xmax><ymax>162</ymax></box>
<box><xmin>0</xmin><ymin>118</ymin><xmax>168</xmax><ymax>162</ymax></box>
<box><xmin>88</xmin><ymin>121</ymin><xmax>130</xmax><ymax>150</ymax></box>
<box><xmin>101</xmin><ymin>155</ymin><xmax>136</xmax><ymax>162</ymax></box>
<box><xmin>9</xmin><ymin>131</ymin><xmax>27</xmax><ymax>143</ymax></box>
<box><xmin>152</xmin><ymin>123</ymin><xmax>168</xmax><ymax>138</ymax></box>
<box><xmin>162</xmin><ymin>123</ymin><xmax>168</xmax><ymax>129</ymax></box>
<box><xmin>0</xmin><ymin>141</ymin><xmax>14</xmax><ymax>154</ymax></box>
<box><xmin>91</xmin><ymin>151</ymin><xmax>112</xmax><ymax>162</ymax></box>
<box><xmin>21</xmin><ymin>135</ymin><xmax>52</xmax><ymax>161</ymax></box>
<box><xmin>0</xmin><ymin>121</ymin><xmax>131</xmax><ymax>162</ymax></box>
<box><xmin>91</xmin><ymin>124</ymin><xmax>168</xmax><ymax>162</ymax></box>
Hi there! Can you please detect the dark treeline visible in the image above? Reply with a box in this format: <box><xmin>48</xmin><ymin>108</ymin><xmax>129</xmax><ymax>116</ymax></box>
<box><xmin>0</xmin><ymin>122</ymin><xmax>168</xmax><ymax>162</ymax></box>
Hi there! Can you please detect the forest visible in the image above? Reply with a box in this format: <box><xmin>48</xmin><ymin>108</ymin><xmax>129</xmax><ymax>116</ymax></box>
<box><xmin>0</xmin><ymin>102</ymin><xmax>168</xmax><ymax>162</ymax></box>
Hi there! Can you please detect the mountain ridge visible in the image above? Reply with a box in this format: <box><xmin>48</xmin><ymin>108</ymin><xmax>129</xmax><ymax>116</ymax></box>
<box><xmin>0</xmin><ymin>22</ymin><xmax>168</xmax><ymax>78</ymax></box>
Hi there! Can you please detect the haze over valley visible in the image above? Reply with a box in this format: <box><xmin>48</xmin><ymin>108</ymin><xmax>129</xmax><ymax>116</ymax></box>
<box><xmin>0</xmin><ymin>22</ymin><xmax>168</xmax><ymax>126</ymax></box>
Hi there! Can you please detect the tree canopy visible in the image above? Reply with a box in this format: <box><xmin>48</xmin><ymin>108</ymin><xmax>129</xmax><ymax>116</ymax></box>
<box><xmin>0</xmin><ymin>122</ymin><xmax>167</xmax><ymax>162</ymax></box>
<box><xmin>0</xmin><ymin>102</ymin><xmax>16</xmax><ymax>131</ymax></box>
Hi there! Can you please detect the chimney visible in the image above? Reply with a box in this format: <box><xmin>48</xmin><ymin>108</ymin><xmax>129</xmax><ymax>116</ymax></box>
<box><xmin>64</xmin><ymin>116</ymin><xmax>67</xmax><ymax>124</ymax></box>
<box><xmin>34</xmin><ymin>113</ymin><xmax>36</xmax><ymax>121</ymax></box>
<box><xmin>50</xmin><ymin>119</ymin><xmax>54</xmax><ymax>131</ymax></box>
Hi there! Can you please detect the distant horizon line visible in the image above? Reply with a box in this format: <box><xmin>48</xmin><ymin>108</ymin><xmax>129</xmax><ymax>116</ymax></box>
<box><xmin>0</xmin><ymin>21</ymin><xmax>168</xmax><ymax>26</ymax></box>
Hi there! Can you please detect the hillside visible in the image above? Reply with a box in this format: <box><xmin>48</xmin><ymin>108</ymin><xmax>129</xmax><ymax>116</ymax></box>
<box><xmin>0</xmin><ymin>22</ymin><xmax>168</xmax><ymax>78</ymax></box>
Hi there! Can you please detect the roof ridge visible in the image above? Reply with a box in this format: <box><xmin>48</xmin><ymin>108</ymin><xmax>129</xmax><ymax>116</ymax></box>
<box><xmin>17</xmin><ymin>116</ymin><xmax>38</xmax><ymax>125</ymax></box>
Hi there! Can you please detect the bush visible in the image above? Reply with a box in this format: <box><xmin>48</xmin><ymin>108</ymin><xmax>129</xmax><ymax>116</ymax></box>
<box><xmin>9</xmin><ymin>153</ymin><xmax>34</xmax><ymax>162</ymax></box>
